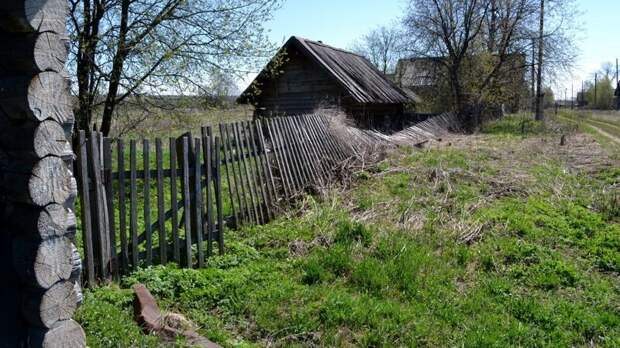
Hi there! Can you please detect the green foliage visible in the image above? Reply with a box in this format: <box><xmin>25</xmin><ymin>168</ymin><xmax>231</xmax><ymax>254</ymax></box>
<box><xmin>78</xmin><ymin>124</ymin><xmax>620</xmax><ymax>347</ymax></box>
<box><xmin>74</xmin><ymin>286</ymin><xmax>160</xmax><ymax>347</ymax></box>
<box><xmin>584</xmin><ymin>76</ymin><xmax>616</xmax><ymax>110</ymax></box>
<box><xmin>481</xmin><ymin>114</ymin><xmax>548</xmax><ymax>136</ymax></box>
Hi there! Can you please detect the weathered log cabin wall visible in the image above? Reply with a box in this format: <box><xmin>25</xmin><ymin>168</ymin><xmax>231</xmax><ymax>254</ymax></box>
<box><xmin>0</xmin><ymin>0</ymin><xmax>86</xmax><ymax>346</ymax></box>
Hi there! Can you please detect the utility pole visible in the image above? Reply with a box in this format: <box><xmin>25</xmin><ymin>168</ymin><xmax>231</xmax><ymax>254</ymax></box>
<box><xmin>534</xmin><ymin>0</ymin><xmax>545</xmax><ymax>120</ymax></box>
<box><xmin>594</xmin><ymin>73</ymin><xmax>598</xmax><ymax>107</ymax></box>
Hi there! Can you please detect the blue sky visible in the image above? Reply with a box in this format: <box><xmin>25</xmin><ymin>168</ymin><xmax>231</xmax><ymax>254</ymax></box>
<box><xmin>255</xmin><ymin>0</ymin><xmax>620</xmax><ymax>98</ymax></box>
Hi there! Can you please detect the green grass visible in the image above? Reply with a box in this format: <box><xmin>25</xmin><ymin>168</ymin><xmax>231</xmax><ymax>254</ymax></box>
<box><xmin>76</xmin><ymin>116</ymin><xmax>620</xmax><ymax>347</ymax></box>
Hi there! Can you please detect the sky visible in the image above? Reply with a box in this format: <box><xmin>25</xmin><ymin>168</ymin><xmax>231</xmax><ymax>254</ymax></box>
<box><xmin>249</xmin><ymin>0</ymin><xmax>620</xmax><ymax>99</ymax></box>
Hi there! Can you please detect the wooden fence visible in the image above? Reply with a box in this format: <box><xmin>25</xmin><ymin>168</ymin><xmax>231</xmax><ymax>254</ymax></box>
<box><xmin>77</xmin><ymin>114</ymin><xmax>351</xmax><ymax>285</ymax></box>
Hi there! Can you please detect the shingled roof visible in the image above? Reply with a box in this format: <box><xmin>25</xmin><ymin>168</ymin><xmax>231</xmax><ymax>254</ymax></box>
<box><xmin>240</xmin><ymin>36</ymin><xmax>411</xmax><ymax>104</ymax></box>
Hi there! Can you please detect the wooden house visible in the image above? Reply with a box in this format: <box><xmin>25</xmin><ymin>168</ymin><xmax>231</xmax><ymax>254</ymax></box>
<box><xmin>237</xmin><ymin>36</ymin><xmax>412</xmax><ymax>128</ymax></box>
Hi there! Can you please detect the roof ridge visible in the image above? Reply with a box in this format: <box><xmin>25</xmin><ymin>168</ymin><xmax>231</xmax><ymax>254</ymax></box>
<box><xmin>293</xmin><ymin>36</ymin><xmax>367</xmax><ymax>59</ymax></box>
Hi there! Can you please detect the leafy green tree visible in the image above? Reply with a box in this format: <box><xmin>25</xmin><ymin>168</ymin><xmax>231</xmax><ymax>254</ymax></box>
<box><xmin>69</xmin><ymin>0</ymin><xmax>282</xmax><ymax>136</ymax></box>
<box><xmin>585</xmin><ymin>76</ymin><xmax>615</xmax><ymax>110</ymax></box>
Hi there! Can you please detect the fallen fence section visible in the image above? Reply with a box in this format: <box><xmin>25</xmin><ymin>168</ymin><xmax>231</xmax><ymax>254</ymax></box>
<box><xmin>77</xmin><ymin>112</ymin><xmax>457</xmax><ymax>284</ymax></box>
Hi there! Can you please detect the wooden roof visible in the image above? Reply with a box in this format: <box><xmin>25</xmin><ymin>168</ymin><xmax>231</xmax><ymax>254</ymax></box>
<box><xmin>239</xmin><ymin>36</ymin><xmax>411</xmax><ymax>105</ymax></box>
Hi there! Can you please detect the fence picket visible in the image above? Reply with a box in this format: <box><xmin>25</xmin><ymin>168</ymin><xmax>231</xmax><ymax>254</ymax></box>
<box><xmin>181</xmin><ymin>137</ymin><xmax>193</xmax><ymax>268</ymax></box>
<box><xmin>143</xmin><ymin>139</ymin><xmax>152</xmax><ymax>266</ymax></box>
<box><xmin>247</xmin><ymin>121</ymin><xmax>271</xmax><ymax>221</ymax></box>
<box><xmin>129</xmin><ymin>140</ymin><xmax>139</xmax><ymax>268</ymax></box>
<box><xmin>203</xmin><ymin>135</ymin><xmax>214</xmax><ymax>256</ymax></box>
<box><xmin>103</xmin><ymin>138</ymin><xmax>117</xmax><ymax>279</ymax></box>
<box><xmin>214</xmin><ymin>137</ymin><xmax>225</xmax><ymax>254</ymax></box>
<box><xmin>194</xmin><ymin>138</ymin><xmax>204</xmax><ymax>268</ymax></box>
<box><xmin>169</xmin><ymin>138</ymin><xmax>180</xmax><ymax>264</ymax></box>
<box><xmin>77</xmin><ymin>131</ymin><xmax>95</xmax><ymax>285</ymax></box>
<box><xmin>156</xmin><ymin>139</ymin><xmax>167</xmax><ymax>264</ymax></box>
<box><xmin>89</xmin><ymin>133</ymin><xmax>110</xmax><ymax>280</ymax></box>
<box><xmin>117</xmin><ymin>139</ymin><xmax>128</xmax><ymax>273</ymax></box>
<box><xmin>219</xmin><ymin>123</ymin><xmax>239</xmax><ymax>227</ymax></box>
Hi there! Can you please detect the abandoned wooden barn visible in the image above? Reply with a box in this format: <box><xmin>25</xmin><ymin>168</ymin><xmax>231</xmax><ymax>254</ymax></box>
<box><xmin>238</xmin><ymin>36</ymin><xmax>413</xmax><ymax>128</ymax></box>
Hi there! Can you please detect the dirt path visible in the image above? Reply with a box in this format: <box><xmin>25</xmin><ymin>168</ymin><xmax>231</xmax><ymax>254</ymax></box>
<box><xmin>589</xmin><ymin>124</ymin><xmax>620</xmax><ymax>145</ymax></box>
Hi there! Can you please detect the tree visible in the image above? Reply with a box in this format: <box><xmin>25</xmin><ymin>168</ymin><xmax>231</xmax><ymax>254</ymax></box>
<box><xmin>68</xmin><ymin>0</ymin><xmax>282</xmax><ymax>136</ymax></box>
<box><xmin>585</xmin><ymin>75</ymin><xmax>615</xmax><ymax>110</ymax></box>
<box><xmin>403</xmin><ymin>0</ymin><xmax>533</xmax><ymax>128</ymax></box>
<box><xmin>351</xmin><ymin>25</ymin><xmax>405</xmax><ymax>74</ymax></box>
<box><xmin>534</xmin><ymin>0</ymin><xmax>544</xmax><ymax>120</ymax></box>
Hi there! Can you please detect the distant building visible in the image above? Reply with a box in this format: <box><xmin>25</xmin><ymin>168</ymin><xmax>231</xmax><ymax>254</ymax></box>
<box><xmin>390</xmin><ymin>54</ymin><xmax>528</xmax><ymax>112</ymax></box>
<box><xmin>237</xmin><ymin>36</ymin><xmax>414</xmax><ymax>128</ymax></box>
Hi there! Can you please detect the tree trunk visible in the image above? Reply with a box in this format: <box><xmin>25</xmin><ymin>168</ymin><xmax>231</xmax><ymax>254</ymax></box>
<box><xmin>535</xmin><ymin>0</ymin><xmax>545</xmax><ymax>121</ymax></box>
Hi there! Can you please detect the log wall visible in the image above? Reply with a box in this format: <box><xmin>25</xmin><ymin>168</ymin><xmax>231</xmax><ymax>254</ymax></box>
<box><xmin>0</xmin><ymin>0</ymin><xmax>86</xmax><ymax>347</ymax></box>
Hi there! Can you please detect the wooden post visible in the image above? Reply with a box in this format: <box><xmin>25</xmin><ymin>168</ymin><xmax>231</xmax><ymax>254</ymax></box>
<box><xmin>0</xmin><ymin>0</ymin><xmax>86</xmax><ymax>345</ymax></box>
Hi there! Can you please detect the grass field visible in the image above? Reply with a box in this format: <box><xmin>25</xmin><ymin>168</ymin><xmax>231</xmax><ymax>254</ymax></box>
<box><xmin>555</xmin><ymin>109</ymin><xmax>620</xmax><ymax>155</ymax></box>
<box><xmin>75</xmin><ymin>114</ymin><xmax>620</xmax><ymax>347</ymax></box>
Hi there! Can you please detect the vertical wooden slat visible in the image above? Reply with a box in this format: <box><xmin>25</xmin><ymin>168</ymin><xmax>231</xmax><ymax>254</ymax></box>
<box><xmin>89</xmin><ymin>132</ymin><xmax>110</xmax><ymax>280</ymax></box>
<box><xmin>246</xmin><ymin>121</ymin><xmax>270</xmax><ymax>221</ymax></box>
<box><xmin>268</xmin><ymin>118</ymin><xmax>295</xmax><ymax>196</ymax></box>
<box><xmin>291</xmin><ymin>116</ymin><xmax>321</xmax><ymax>185</ymax></box>
<box><xmin>156</xmin><ymin>139</ymin><xmax>166</xmax><ymax>264</ymax></box>
<box><xmin>307</xmin><ymin>114</ymin><xmax>334</xmax><ymax>176</ymax></box>
<box><xmin>143</xmin><ymin>139</ymin><xmax>152</xmax><ymax>266</ymax></box>
<box><xmin>300</xmin><ymin>115</ymin><xmax>328</xmax><ymax>182</ymax></box>
<box><xmin>77</xmin><ymin>130</ymin><xmax>95</xmax><ymax>285</ymax></box>
<box><xmin>240</xmin><ymin>121</ymin><xmax>264</xmax><ymax>224</ymax></box>
<box><xmin>169</xmin><ymin>138</ymin><xmax>180</xmax><ymax>264</ymax></box>
<box><xmin>181</xmin><ymin>137</ymin><xmax>193</xmax><ymax>267</ymax></box>
<box><xmin>234</xmin><ymin>122</ymin><xmax>259</xmax><ymax>224</ymax></box>
<box><xmin>265</xmin><ymin>118</ymin><xmax>290</xmax><ymax>198</ymax></box>
<box><xmin>203</xmin><ymin>135</ymin><xmax>214</xmax><ymax>257</ymax></box>
<box><xmin>230</xmin><ymin>123</ymin><xmax>254</xmax><ymax>222</ymax></box>
<box><xmin>256</xmin><ymin>119</ymin><xmax>278</xmax><ymax>203</ymax></box>
<box><xmin>219</xmin><ymin>123</ymin><xmax>239</xmax><ymax>227</ymax></box>
<box><xmin>193</xmin><ymin>138</ymin><xmax>204</xmax><ymax>268</ymax></box>
<box><xmin>274</xmin><ymin>117</ymin><xmax>303</xmax><ymax>191</ymax></box>
<box><xmin>214</xmin><ymin>136</ymin><xmax>225</xmax><ymax>254</ymax></box>
<box><xmin>285</xmin><ymin>117</ymin><xmax>313</xmax><ymax>185</ymax></box>
<box><xmin>129</xmin><ymin>140</ymin><xmax>139</xmax><ymax>268</ymax></box>
<box><xmin>102</xmin><ymin>137</ymin><xmax>118</xmax><ymax>279</ymax></box>
<box><xmin>117</xmin><ymin>139</ymin><xmax>128</xmax><ymax>273</ymax></box>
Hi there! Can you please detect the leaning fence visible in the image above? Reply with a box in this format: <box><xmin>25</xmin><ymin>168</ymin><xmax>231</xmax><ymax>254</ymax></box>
<box><xmin>76</xmin><ymin>114</ymin><xmax>352</xmax><ymax>285</ymax></box>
